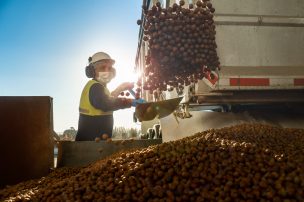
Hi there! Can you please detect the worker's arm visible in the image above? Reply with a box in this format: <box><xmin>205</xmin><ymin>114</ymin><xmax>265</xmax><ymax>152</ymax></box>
<box><xmin>89</xmin><ymin>83</ymin><xmax>132</xmax><ymax>112</ymax></box>
<box><xmin>111</xmin><ymin>82</ymin><xmax>134</xmax><ymax>97</ymax></box>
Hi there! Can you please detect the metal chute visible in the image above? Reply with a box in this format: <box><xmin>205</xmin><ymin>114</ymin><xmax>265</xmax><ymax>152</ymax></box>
<box><xmin>135</xmin><ymin>97</ymin><xmax>183</xmax><ymax>122</ymax></box>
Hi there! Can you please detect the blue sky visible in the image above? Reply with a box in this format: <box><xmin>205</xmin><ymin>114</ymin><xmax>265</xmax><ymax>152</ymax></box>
<box><xmin>0</xmin><ymin>0</ymin><xmax>143</xmax><ymax>132</ymax></box>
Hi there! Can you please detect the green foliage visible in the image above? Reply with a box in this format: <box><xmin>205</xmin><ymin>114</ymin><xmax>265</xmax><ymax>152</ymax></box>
<box><xmin>112</xmin><ymin>127</ymin><xmax>141</xmax><ymax>139</ymax></box>
<box><xmin>60</xmin><ymin>127</ymin><xmax>77</xmax><ymax>141</ymax></box>
<box><xmin>58</xmin><ymin>126</ymin><xmax>141</xmax><ymax>140</ymax></box>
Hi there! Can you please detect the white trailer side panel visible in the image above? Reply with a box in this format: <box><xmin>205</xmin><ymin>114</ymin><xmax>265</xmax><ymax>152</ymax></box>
<box><xmin>206</xmin><ymin>0</ymin><xmax>304</xmax><ymax>90</ymax></box>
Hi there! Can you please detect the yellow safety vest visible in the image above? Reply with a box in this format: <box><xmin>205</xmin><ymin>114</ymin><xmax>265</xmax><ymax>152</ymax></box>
<box><xmin>79</xmin><ymin>80</ymin><xmax>113</xmax><ymax>116</ymax></box>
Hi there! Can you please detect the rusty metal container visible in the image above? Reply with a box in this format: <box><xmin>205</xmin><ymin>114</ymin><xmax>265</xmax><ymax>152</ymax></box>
<box><xmin>0</xmin><ymin>96</ymin><xmax>54</xmax><ymax>187</ymax></box>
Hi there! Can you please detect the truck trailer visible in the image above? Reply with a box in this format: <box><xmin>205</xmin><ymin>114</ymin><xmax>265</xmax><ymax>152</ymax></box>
<box><xmin>135</xmin><ymin>0</ymin><xmax>304</xmax><ymax>141</ymax></box>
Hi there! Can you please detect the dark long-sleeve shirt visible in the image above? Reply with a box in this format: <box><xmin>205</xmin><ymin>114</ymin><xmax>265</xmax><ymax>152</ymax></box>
<box><xmin>76</xmin><ymin>80</ymin><xmax>131</xmax><ymax>141</ymax></box>
<box><xmin>89</xmin><ymin>82</ymin><xmax>131</xmax><ymax>112</ymax></box>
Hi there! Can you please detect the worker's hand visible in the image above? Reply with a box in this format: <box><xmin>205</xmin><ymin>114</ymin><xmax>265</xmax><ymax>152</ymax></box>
<box><xmin>111</xmin><ymin>82</ymin><xmax>134</xmax><ymax>97</ymax></box>
<box><xmin>131</xmin><ymin>98</ymin><xmax>146</xmax><ymax>107</ymax></box>
<box><xmin>118</xmin><ymin>82</ymin><xmax>134</xmax><ymax>91</ymax></box>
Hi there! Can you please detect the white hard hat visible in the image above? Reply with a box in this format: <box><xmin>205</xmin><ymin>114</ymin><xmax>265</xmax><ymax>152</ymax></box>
<box><xmin>89</xmin><ymin>52</ymin><xmax>115</xmax><ymax>64</ymax></box>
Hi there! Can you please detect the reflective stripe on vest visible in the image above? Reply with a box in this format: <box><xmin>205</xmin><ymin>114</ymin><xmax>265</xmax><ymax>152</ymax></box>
<box><xmin>79</xmin><ymin>80</ymin><xmax>113</xmax><ymax>116</ymax></box>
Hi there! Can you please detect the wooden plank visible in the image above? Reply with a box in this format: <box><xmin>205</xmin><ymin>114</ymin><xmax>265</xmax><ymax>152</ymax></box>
<box><xmin>57</xmin><ymin>139</ymin><xmax>162</xmax><ymax>167</ymax></box>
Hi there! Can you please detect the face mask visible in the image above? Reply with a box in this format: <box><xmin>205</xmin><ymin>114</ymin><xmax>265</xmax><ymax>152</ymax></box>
<box><xmin>97</xmin><ymin>72</ymin><xmax>113</xmax><ymax>83</ymax></box>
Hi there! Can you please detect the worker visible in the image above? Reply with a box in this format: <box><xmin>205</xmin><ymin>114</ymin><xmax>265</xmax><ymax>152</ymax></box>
<box><xmin>75</xmin><ymin>52</ymin><xmax>144</xmax><ymax>141</ymax></box>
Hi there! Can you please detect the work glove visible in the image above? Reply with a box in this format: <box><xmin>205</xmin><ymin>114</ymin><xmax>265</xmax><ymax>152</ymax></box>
<box><xmin>131</xmin><ymin>98</ymin><xmax>146</xmax><ymax>107</ymax></box>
